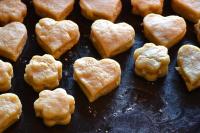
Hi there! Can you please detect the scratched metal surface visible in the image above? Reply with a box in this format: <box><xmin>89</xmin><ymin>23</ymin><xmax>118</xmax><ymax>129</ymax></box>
<box><xmin>1</xmin><ymin>0</ymin><xmax>200</xmax><ymax>133</ymax></box>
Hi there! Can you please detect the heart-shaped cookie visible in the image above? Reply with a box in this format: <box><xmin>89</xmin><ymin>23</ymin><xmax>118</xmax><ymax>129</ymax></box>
<box><xmin>91</xmin><ymin>19</ymin><xmax>135</xmax><ymax>58</ymax></box>
<box><xmin>0</xmin><ymin>93</ymin><xmax>22</xmax><ymax>133</ymax></box>
<box><xmin>131</xmin><ymin>0</ymin><xmax>164</xmax><ymax>17</ymax></box>
<box><xmin>143</xmin><ymin>13</ymin><xmax>186</xmax><ymax>48</ymax></box>
<box><xmin>73</xmin><ymin>57</ymin><xmax>121</xmax><ymax>102</ymax></box>
<box><xmin>172</xmin><ymin>0</ymin><xmax>200</xmax><ymax>23</ymax></box>
<box><xmin>0</xmin><ymin>0</ymin><xmax>27</xmax><ymax>25</ymax></box>
<box><xmin>80</xmin><ymin>0</ymin><xmax>122</xmax><ymax>22</ymax></box>
<box><xmin>33</xmin><ymin>0</ymin><xmax>74</xmax><ymax>20</ymax></box>
<box><xmin>0</xmin><ymin>22</ymin><xmax>27</xmax><ymax>61</ymax></box>
<box><xmin>176</xmin><ymin>44</ymin><xmax>200</xmax><ymax>91</ymax></box>
<box><xmin>35</xmin><ymin>18</ymin><xmax>80</xmax><ymax>59</ymax></box>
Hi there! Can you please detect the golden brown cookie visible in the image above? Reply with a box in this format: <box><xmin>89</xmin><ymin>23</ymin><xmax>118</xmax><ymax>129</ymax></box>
<box><xmin>91</xmin><ymin>19</ymin><xmax>135</xmax><ymax>58</ymax></box>
<box><xmin>134</xmin><ymin>43</ymin><xmax>170</xmax><ymax>81</ymax></box>
<box><xmin>0</xmin><ymin>93</ymin><xmax>22</xmax><ymax>133</ymax></box>
<box><xmin>195</xmin><ymin>20</ymin><xmax>200</xmax><ymax>43</ymax></box>
<box><xmin>74</xmin><ymin>57</ymin><xmax>121</xmax><ymax>102</ymax></box>
<box><xmin>0</xmin><ymin>0</ymin><xmax>27</xmax><ymax>25</ymax></box>
<box><xmin>131</xmin><ymin>0</ymin><xmax>164</xmax><ymax>17</ymax></box>
<box><xmin>33</xmin><ymin>0</ymin><xmax>75</xmax><ymax>20</ymax></box>
<box><xmin>176</xmin><ymin>44</ymin><xmax>200</xmax><ymax>91</ymax></box>
<box><xmin>0</xmin><ymin>22</ymin><xmax>27</xmax><ymax>61</ymax></box>
<box><xmin>79</xmin><ymin>0</ymin><xmax>122</xmax><ymax>22</ymax></box>
<box><xmin>34</xmin><ymin>88</ymin><xmax>75</xmax><ymax>126</ymax></box>
<box><xmin>172</xmin><ymin>0</ymin><xmax>200</xmax><ymax>23</ymax></box>
<box><xmin>24</xmin><ymin>54</ymin><xmax>62</xmax><ymax>92</ymax></box>
<box><xmin>0</xmin><ymin>60</ymin><xmax>13</xmax><ymax>92</ymax></box>
<box><xmin>35</xmin><ymin>18</ymin><xmax>80</xmax><ymax>59</ymax></box>
<box><xmin>143</xmin><ymin>13</ymin><xmax>186</xmax><ymax>48</ymax></box>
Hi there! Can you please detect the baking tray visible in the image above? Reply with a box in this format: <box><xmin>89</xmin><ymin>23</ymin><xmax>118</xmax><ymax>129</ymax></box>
<box><xmin>2</xmin><ymin>0</ymin><xmax>200</xmax><ymax>133</ymax></box>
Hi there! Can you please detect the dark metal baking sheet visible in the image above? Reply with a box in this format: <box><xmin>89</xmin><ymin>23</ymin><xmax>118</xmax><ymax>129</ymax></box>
<box><xmin>1</xmin><ymin>0</ymin><xmax>200</xmax><ymax>133</ymax></box>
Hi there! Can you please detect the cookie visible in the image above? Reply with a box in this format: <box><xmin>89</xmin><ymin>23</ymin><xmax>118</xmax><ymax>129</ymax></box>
<box><xmin>0</xmin><ymin>0</ymin><xmax>27</xmax><ymax>25</ymax></box>
<box><xmin>0</xmin><ymin>22</ymin><xmax>27</xmax><ymax>61</ymax></box>
<box><xmin>33</xmin><ymin>0</ymin><xmax>75</xmax><ymax>20</ymax></box>
<box><xmin>79</xmin><ymin>0</ymin><xmax>122</xmax><ymax>22</ymax></box>
<box><xmin>143</xmin><ymin>13</ymin><xmax>186</xmax><ymax>48</ymax></box>
<box><xmin>74</xmin><ymin>57</ymin><xmax>121</xmax><ymax>102</ymax></box>
<box><xmin>0</xmin><ymin>60</ymin><xmax>13</xmax><ymax>92</ymax></box>
<box><xmin>195</xmin><ymin>20</ymin><xmax>200</xmax><ymax>43</ymax></box>
<box><xmin>34</xmin><ymin>88</ymin><xmax>75</xmax><ymax>126</ymax></box>
<box><xmin>0</xmin><ymin>93</ymin><xmax>22</xmax><ymax>133</ymax></box>
<box><xmin>24</xmin><ymin>54</ymin><xmax>62</xmax><ymax>92</ymax></box>
<box><xmin>176</xmin><ymin>44</ymin><xmax>200</xmax><ymax>91</ymax></box>
<box><xmin>134</xmin><ymin>43</ymin><xmax>170</xmax><ymax>81</ymax></box>
<box><xmin>91</xmin><ymin>19</ymin><xmax>135</xmax><ymax>58</ymax></box>
<box><xmin>131</xmin><ymin>0</ymin><xmax>164</xmax><ymax>17</ymax></box>
<box><xmin>172</xmin><ymin>0</ymin><xmax>200</xmax><ymax>23</ymax></box>
<box><xmin>35</xmin><ymin>18</ymin><xmax>80</xmax><ymax>59</ymax></box>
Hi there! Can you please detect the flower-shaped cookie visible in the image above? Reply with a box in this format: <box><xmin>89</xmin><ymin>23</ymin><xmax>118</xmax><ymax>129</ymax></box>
<box><xmin>80</xmin><ymin>0</ymin><xmax>122</xmax><ymax>22</ymax></box>
<box><xmin>24</xmin><ymin>54</ymin><xmax>62</xmax><ymax>92</ymax></box>
<box><xmin>34</xmin><ymin>88</ymin><xmax>75</xmax><ymax>126</ymax></box>
<box><xmin>176</xmin><ymin>44</ymin><xmax>200</xmax><ymax>91</ymax></box>
<box><xmin>0</xmin><ymin>60</ymin><xmax>13</xmax><ymax>92</ymax></box>
<box><xmin>0</xmin><ymin>93</ymin><xmax>22</xmax><ymax>133</ymax></box>
<box><xmin>0</xmin><ymin>22</ymin><xmax>27</xmax><ymax>61</ymax></box>
<box><xmin>35</xmin><ymin>18</ymin><xmax>80</xmax><ymax>59</ymax></box>
<box><xmin>91</xmin><ymin>19</ymin><xmax>135</xmax><ymax>58</ymax></box>
<box><xmin>134</xmin><ymin>43</ymin><xmax>170</xmax><ymax>81</ymax></box>
<box><xmin>33</xmin><ymin>0</ymin><xmax>75</xmax><ymax>20</ymax></box>
<box><xmin>74</xmin><ymin>57</ymin><xmax>121</xmax><ymax>102</ymax></box>
<box><xmin>0</xmin><ymin>0</ymin><xmax>27</xmax><ymax>25</ymax></box>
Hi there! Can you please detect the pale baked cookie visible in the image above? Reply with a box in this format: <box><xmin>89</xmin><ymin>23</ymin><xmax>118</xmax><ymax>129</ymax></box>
<box><xmin>79</xmin><ymin>0</ymin><xmax>122</xmax><ymax>22</ymax></box>
<box><xmin>0</xmin><ymin>0</ymin><xmax>27</xmax><ymax>25</ymax></box>
<box><xmin>91</xmin><ymin>19</ymin><xmax>135</xmax><ymax>58</ymax></box>
<box><xmin>134</xmin><ymin>43</ymin><xmax>170</xmax><ymax>81</ymax></box>
<box><xmin>24</xmin><ymin>54</ymin><xmax>62</xmax><ymax>92</ymax></box>
<box><xmin>195</xmin><ymin>20</ymin><xmax>200</xmax><ymax>43</ymax></box>
<box><xmin>0</xmin><ymin>22</ymin><xmax>27</xmax><ymax>62</ymax></box>
<box><xmin>74</xmin><ymin>57</ymin><xmax>121</xmax><ymax>102</ymax></box>
<box><xmin>172</xmin><ymin>0</ymin><xmax>200</xmax><ymax>23</ymax></box>
<box><xmin>35</xmin><ymin>18</ymin><xmax>80</xmax><ymax>59</ymax></box>
<box><xmin>0</xmin><ymin>93</ymin><xmax>22</xmax><ymax>133</ymax></box>
<box><xmin>33</xmin><ymin>0</ymin><xmax>75</xmax><ymax>20</ymax></box>
<box><xmin>176</xmin><ymin>45</ymin><xmax>200</xmax><ymax>91</ymax></box>
<box><xmin>34</xmin><ymin>88</ymin><xmax>75</xmax><ymax>126</ymax></box>
<box><xmin>131</xmin><ymin>0</ymin><xmax>164</xmax><ymax>17</ymax></box>
<box><xmin>143</xmin><ymin>14</ymin><xmax>186</xmax><ymax>48</ymax></box>
<box><xmin>0</xmin><ymin>60</ymin><xmax>13</xmax><ymax>92</ymax></box>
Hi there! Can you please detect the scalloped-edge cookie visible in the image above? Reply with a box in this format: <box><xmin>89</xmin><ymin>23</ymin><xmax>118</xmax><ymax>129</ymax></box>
<box><xmin>34</xmin><ymin>88</ymin><xmax>75</xmax><ymax>126</ymax></box>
